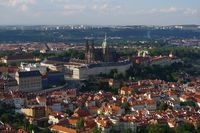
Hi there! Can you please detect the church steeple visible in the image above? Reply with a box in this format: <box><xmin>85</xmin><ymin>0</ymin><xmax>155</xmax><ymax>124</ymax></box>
<box><xmin>85</xmin><ymin>39</ymin><xmax>89</xmax><ymax>53</ymax></box>
<box><xmin>102</xmin><ymin>34</ymin><xmax>107</xmax><ymax>55</ymax></box>
<box><xmin>102</xmin><ymin>34</ymin><xmax>110</xmax><ymax>62</ymax></box>
<box><xmin>169</xmin><ymin>52</ymin><xmax>173</xmax><ymax>58</ymax></box>
<box><xmin>91</xmin><ymin>40</ymin><xmax>95</xmax><ymax>51</ymax></box>
<box><xmin>85</xmin><ymin>39</ymin><xmax>95</xmax><ymax>63</ymax></box>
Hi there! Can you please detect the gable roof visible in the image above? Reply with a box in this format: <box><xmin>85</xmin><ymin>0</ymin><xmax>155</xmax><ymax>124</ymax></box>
<box><xmin>50</xmin><ymin>125</ymin><xmax>78</xmax><ymax>133</ymax></box>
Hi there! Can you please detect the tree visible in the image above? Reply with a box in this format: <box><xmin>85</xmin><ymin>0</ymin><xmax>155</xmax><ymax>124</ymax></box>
<box><xmin>41</xmin><ymin>128</ymin><xmax>52</xmax><ymax>133</ymax></box>
<box><xmin>137</xmin><ymin>125</ymin><xmax>147</xmax><ymax>133</ymax></box>
<box><xmin>92</xmin><ymin>126</ymin><xmax>101</xmax><ymax>133</ymax></box>
<box><xmin>110</xmin><ymin>69</ymin><xmax>118</xmax><ymax>78</ymax></box>
<box><xmin>196</xmin><ymin>120</ymin><xmax>200</xmax><ymax>133</ymax></box>
<box><xmin>65</xmin><ymin>109</ymin><xmax>73</xmax><ymax>116</ymax></box>
<box><xmin>175</xmin><ymin>123</ymin><xmax>195</xmax><ymax>133</ymax></box>
<box><xmin>76</xmin><ymin>118</ymin><xmax>84</xmax><ymax>130</ymax></box>
<box><xmin>146</xmin><ymin>124</ymin><xmax>165</xmax><ymax>133</ymax></box>
<box><xmin>8</xmin><ymin>62</ymin><xmax>20</xmax><ymax>67</ymax></box>
<box><xmin>159</xmin><ymin>102</ymin><xmax>169</xmax><ymax>111</ymax></box>
<box><xmin>27</xmin><ymin>124</ymin><xmax>39</xmax><ymax>133</ymax></box>
<box><xmin>110</xmin><ymin>129</ymin><xmax>118</xmax><ymax>133</ymax></box>
<box><xmin>125</xmin><ymin>63</ymin><xmax>185</xmax><ymax>82</ymax></box>
<box><xmin>121</xmin><ymin>102</ymin><xmax>130</xmax><ymax>111</ymax></box>
<box><xmin>132</xmin><ymin>88</ymin><xmax>139</xmax><ymax>94</ymax></box>
<box><xmin>124</xmin><ymin>128</ymin><xmax>134</xmax><ymax>133</ymax></box>
<box><xmin>0</xmin><ymin>113</ymin><xmax>10</xmax><ymax>123</ymax></box>
<box><xmin>180</xmin><ymin>100</ymin><xmax>196</xmax><ymax>107</ymax></box>
<box><xmin>185</xmin><ymin>100</ymin><xmax>196</xmax><ymax>107</ymax></box>
<box><xmin>67</xmin><ymin>49</ymin><xmax>85</xmax><ymax>59</ymax></box>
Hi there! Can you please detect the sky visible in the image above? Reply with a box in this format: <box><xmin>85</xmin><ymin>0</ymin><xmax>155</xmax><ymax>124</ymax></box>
<box><xmin>0</xmin><ymin>0</ymin><xmax>200</xmax><ymax>25</ymax></box>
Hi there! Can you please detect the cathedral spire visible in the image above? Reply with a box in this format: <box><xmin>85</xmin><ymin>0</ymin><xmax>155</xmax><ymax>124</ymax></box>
<box><xmin>85</xmin><ymin>39</ymin><xmax>89</xmax><ymax>52</ymax></box>
<box><xmin>104</xmin><ymin>33</ymin><xmax>107</xmax><ymax>43</ymax></box>
<box><xmin>102</xmin><ymin>33</ymin><xmax>110</xmax><ymax>62</ymax></box>
<box><xmin>102</xmin><ymin>33</ymin><xmax>107</xmax><ymax>53</ymax></box>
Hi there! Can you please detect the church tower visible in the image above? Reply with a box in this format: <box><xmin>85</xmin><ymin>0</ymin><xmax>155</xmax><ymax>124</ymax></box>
<box><xmin>85</xmin><ymin>39</ymin><xmax>95</xmax><ymax>63</ymax></box>
<box><xmin>102</xmin><ymin>34</ymin><xmax>110</xmax><ymax>62</ymax></box>
<box><xmin>90</xmin><ymin>40</ymin><xmax>95</xmax><ymax>61</ymax></box>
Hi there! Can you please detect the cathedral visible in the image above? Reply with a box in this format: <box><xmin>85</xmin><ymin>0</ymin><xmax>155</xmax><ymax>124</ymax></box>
<box><xmin>85</xmin><ymin>35</ymin><xmax>119</xmax><ymax>63</ymax></box>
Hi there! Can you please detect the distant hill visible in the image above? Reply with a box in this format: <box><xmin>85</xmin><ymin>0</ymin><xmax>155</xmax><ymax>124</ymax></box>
<box><xmin>0</xmin><ymin>25</ymin><xmax>199</xmax><ymax>43</ymax></box>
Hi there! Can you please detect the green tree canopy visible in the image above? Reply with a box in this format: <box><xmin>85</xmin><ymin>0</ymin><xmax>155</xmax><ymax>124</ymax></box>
<box><xmin>76</xmin><ymin>118</ymin><xmax>84</xmax><ymax>130</ymax></box>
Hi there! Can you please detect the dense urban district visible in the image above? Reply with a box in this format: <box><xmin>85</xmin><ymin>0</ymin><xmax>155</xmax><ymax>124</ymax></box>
<box><xmin>0</xmin><ymin>25</ymin><xmax>200</xmax><ymax>133</ymax></box>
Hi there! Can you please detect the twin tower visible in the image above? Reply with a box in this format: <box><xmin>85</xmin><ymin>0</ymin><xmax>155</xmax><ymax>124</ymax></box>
<box><xmin>85</xmin><ymin>35</ymin><xmax>110</xmax><ymax>63</ymax></box>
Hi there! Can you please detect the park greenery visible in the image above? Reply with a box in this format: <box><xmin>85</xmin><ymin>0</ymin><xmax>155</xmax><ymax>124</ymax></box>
<box><xmin>81</xmin><ymin>61</ymin><xmax>198</xmax><ymax>94</ymax></box>
<box><xmin>149</xmin><ymin>47</ymin><xmax>200</xmax><ymax>64</ymax></box>
<box><xmin>126</xmin><ymin>63</ymin><xmax>185</xmax><ymax>82</ymax></box>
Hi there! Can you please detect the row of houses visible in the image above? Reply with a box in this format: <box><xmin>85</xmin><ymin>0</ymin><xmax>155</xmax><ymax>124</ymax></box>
<box><xmin>1</xmin><ymin>76</ymin><xmax>200</xmax><ymax>133</ymax></box>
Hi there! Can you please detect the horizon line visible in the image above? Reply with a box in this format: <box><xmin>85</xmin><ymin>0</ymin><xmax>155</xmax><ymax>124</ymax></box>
<box><xmin>0</xmin><ymin>24</ymin><xmax>199</xmax><ymax>27</ymax></box>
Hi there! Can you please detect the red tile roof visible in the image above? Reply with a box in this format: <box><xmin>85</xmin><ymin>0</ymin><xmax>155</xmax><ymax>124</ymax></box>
<box><xmin>50</xmin><ymin>125</ymin><xmax>78</xmax><ymax>133</ymax></box>
<box><xmin>73</xmin><ymin>108</ymin><xmax>91</xmax><ymax>117</ymax></box>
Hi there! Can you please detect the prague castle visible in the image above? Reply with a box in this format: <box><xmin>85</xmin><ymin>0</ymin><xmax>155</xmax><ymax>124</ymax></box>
<box><xmin>70</xmin><ymin>35</ymin><xmax>132</xmax><ymax>79</ymax></box>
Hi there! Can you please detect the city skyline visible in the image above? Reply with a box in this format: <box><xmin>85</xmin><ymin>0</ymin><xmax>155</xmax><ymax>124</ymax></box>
<box><xmin>0</xmin><ymin>0</ymin><xmax>200</xmax><ymax>25</ymax></box>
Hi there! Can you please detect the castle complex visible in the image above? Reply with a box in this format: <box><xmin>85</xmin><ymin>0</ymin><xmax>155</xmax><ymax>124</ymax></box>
<box><xmin>71</xmin><ymin>35</ymin><xmax>132</xmax><ymax>79</ymax></box>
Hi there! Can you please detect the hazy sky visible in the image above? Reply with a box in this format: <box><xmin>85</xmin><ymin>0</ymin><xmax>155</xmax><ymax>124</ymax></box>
<box><xmin>0</xmin><ymin>0</ymin><xmax>200</xmax><ymax>25</ymax></box>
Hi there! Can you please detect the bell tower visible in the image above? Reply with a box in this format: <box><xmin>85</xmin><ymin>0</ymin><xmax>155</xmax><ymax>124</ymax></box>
<box><xmin>85</xmin><ymin>39</ymin><xmax>95</xmax><ymax>63</ymax></box>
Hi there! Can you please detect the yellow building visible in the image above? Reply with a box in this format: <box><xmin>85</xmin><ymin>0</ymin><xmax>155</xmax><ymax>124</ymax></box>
<box><xmin>21</xmin><ymin>105</ymin><xmax>46</xmax><ymax>124</ymax></box>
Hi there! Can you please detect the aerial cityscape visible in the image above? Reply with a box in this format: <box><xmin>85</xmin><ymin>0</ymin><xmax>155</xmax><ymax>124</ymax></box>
<box><xmin>0</xmin><ymin>0</ymin><xmax>200</xmax><ymax>133</ymax></box>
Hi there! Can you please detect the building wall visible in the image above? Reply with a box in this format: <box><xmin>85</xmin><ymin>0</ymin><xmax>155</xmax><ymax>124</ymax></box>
<box><xmin>131</xmin><ymin>105</ymin><xmax>145</xmax><ymax>111</ymax></box>
<box><xmin>197</xmin><ymin>102</ymin><xmax>200</xmax><ymax>108</ymax></box>
<box><xmin>42</xmin><ymin>78</ymin><xmax>48</xmax><ymax>89</ymax></box>
<box><xmin>72</xmin><ymin>62</ymin><xmax>132</xmax><ymax>79</ymax></box>
<box><xmin>47</xmin><ymin>72</ymin><xmax>65</xmax><ymax>86</ymax></box>
<box><xmin>146</xmin><ymin>104</ymin><xmax>157</xmax><ymax>111</ymax></box>
<box><xmin>51</xmin><ymin>103</ymin><xmax>61</xmax><ymax>112</ymax></box>
<box><xmin>1</xmin><ymin>79</ymin><xmax>19</xmax><ymax>91</ymax></box>
<box><xmin>23</xmin><ymin>66</ymin><xmax>47</xmax><ymax>75</ymax></box>
<box><xmin>16</xmin><ymin>75</ymin><xmax>42</xmax><ymax>92</ymax></box>
<box><xmin>21</xmin><ymin>106</ymin><xmax>46</xmax><ymax>119</ymax></box>
<box><xmin>33</xmin><ymin>107</ymin><xmax>46</xmax><ymax>118</ymax></box>
<box><xmin>123</xmin><ymin>122</ymin><xmax>137</xmax><ymax>132</ymax></box>
<box><xmin>21</xmin><ymin>108</ymin><xmax>34</xmax><ymax>117</ymax></box>
<box><xmin>41</xmin><ymin>63</ymin><xmax>64</xmax><ymax>72</ymax></box>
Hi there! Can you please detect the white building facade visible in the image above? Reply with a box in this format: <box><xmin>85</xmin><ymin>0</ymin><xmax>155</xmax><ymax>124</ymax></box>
<box><xmin>72</xmin><ymin>60</ymin><xmax>132</xmax><ymax>80</ymax></box>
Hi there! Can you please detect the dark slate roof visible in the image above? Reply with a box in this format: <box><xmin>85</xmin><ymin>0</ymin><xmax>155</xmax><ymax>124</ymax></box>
<box><xmin>87</xmin><ymin>61</ymin><xmax>131</xmax><ymax>69</ymax></box>
<box><xmin>5</xmin><ymin>54</ymin><xmax>34</xmax><ymax>60</ymax></box>
<box><xmin>18</xmin><ymin>70</ymin><xmax>41</xmax><ymax>78</ymax></box>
